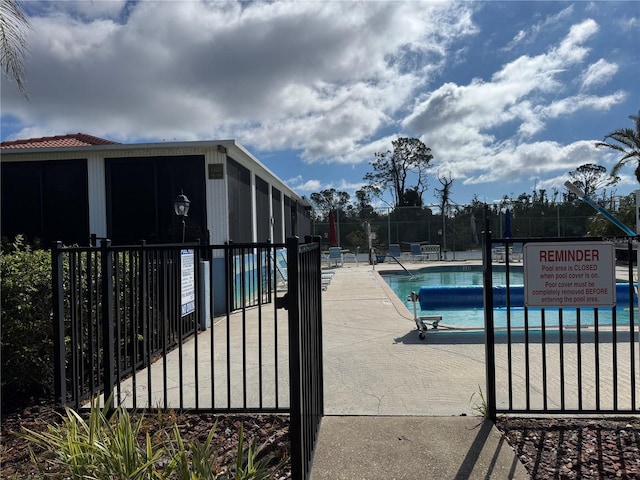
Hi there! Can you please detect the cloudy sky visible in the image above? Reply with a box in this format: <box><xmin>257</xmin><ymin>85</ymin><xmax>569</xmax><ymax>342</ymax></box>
<box><xmin>1</xmin><ymin>0</ymin><xmax>638</xmax><ymax>206</ymax></box>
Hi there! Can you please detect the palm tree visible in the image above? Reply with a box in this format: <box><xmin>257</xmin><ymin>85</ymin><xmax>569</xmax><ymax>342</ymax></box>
<box><xmin>0</xmin><ymin>0</ymin><xmax>31</xmax><ymax>96</ymax></box>
<box><xmin>596</xmin><ymin>110</ymin><xmax>640</xmax><ymax>183</ymax></box>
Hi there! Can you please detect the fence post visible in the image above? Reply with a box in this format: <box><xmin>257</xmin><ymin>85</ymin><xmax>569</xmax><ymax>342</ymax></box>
<box><xmin>286</xmin><ymin>236</ymin><xmax>303</xmax><ymax>479</ymax></box>
<box><xmin>100</xmin><ymin>239</ymin><xmax>115</xmax><ymax>409</ymax></box>
<box><xmin>309</xmin><ymin>235</ymin><xmax>324</xmax><ymax>417</ymax></box>
<box><xmin>482</xmin><ymin>205</ymin><xmax>497</xmax><ymax>421</ymax></box>
<box><xmin>52</xmin><ymin>241</ymin><xmax>67</xmax><ymax>407</ymax></box>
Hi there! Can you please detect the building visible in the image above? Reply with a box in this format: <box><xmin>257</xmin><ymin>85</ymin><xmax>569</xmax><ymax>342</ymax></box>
<box><xmin>1</xmin><ymin>133</ymin><xmax>312</xmax><ymax>247</ymax></box>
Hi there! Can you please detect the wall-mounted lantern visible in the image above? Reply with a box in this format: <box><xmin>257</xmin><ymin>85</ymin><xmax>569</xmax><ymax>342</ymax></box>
<box><xmin>173</xmin><ymin>190</ymin><xmax>191</xmax><ymax>243</ymax></box>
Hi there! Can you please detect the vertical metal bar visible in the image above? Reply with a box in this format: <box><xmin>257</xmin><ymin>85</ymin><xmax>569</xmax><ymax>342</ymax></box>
<box><xmin>100</xmin><ymin>240</ymin><xmax>115</xmax><ymax>410</ymax></box>
<box><xmin>70</xmin><ymin>252</ymin><xmax>80</xmax><ymax>409</ymax></box>
<box><xmin>194</xmin><ymin>247</ymin><xmax>200</xmax><ymax>410</ymax></box>
<box><xmin>140</xmin><ymin>242</ymin><xmax>152</xmax><ymax>409</ymax></box>
<box><xmin>129</xmin><ymin>250</ymin><xmax>138</xmax><ymax>410</ymax></box>
<box><xmin>524</xmin><ymin>307</ymin><xmax>530</xmax><ymax>411</ymax></box>
<box><xmin>558</xmin><ymin>309</ymin><xmax>565</xmax><ymax>411</ymax></box>
<box><xmin>257</xmin><ymin>246</ymin><xmax>264</xmax><ymax>408</ymax></box>
<box><xmin>303</xmin><ymin>241</ymin><xmax>313</xmax><ymax>473</ymax></box>
<box><xmin>287</xmin><ymin>236</ymin><xmax>304</xmax><ymax>479</ymax></box>
<box><xmin>506</xmin><ymin>257</ymin><xmax>513</xmax><ymax>410</ymax></box>
<box><xmin>210</xmin><ymin>245</ymin><xmax>216</xmax><ymax>409</ymax></box>
<box><xmin>541</xmin><ymin>309</ymin><xmax>548</xmax><ymax>411</ymax></box>
<box><xmin>177</xmin><ymin>248</ymin><xmax>184</xmax><ymax>409</ymax></box>
<box><xmin>225</xmin><ymin>246</ymin><xmax>232</xmax><ymax>408</ymax></box>
<box><xmin>241</xmin><ymin>247</ymin><xmax>248</xmax><ymax>408</ymax></box>
<box><xmin>162</xmin><ymin>248</ymin><xmax>169</xmax><ymax>409</ymax></box>
<box><xmin>594</xmin><ymin>308</ymin><xmax>600</xmax><ymax>410</ymax></box>
<box><xmin>482</xmin><ymin>207</ymin><xmax>496</xmax><ymax>421</ymax></box>
<box><xmin>114</xmin><ymin>249</ymin><xmax>122</xmax><ymax>405</ymax></box>
<box><xmin>628</xmin><ymin>239</ymin><xmax>636</xmax><ymax>410</ymax></box>
<box><xmin>313</xmin><ymin>236</ymin><xmax>325</xmax><ymax>419</ymax></box>
<box><xmin>612</xmin><ymin>306</ymin><xmax>618</xmax><ymax>411</ymax></box>
<box><xmin>88</xmin><ymin>248</ymin><xmax>95</xmax><ymax>397</ymax></box>
<box><xmin>273</xmin><ymin>245</ymin><xmax>280</xmax><ymax>410</ymax></box>
<box><xmin>52</xmin><ymin>242</ymin><xmax>67</xmax><ymax>407</ymax></box>
<box><xmin>577</xmin><ymin>309</ymin><xmax>583</xmax><ymax>410</ymax></box>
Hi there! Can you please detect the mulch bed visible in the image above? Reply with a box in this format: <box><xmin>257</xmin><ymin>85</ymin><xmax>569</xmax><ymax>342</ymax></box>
<box><xmin>4</xmin><ymin>401</ymin><xmax>640</xmax><ymax>479</ymax></box>
<box><xmin>496</xmin><ymin>416</ymin><xmax>640</xmax><ymax>479</ymax></box>
<box><xmin>1</xmin><ymin>400</ymin><xmax>291</xmax><ymax>479</ymax></box>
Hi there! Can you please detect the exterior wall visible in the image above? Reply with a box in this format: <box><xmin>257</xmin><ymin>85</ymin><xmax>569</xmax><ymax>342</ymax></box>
<box><xmin>87</xmin><ymin>153</ymin><xmax>107</xmax><ymax>239</ymax></box>
<box><xmin>205</xmin><ymin>148</ymin><xmax>228</xmax><ymax>246</ymax></box>
<box><xmin>0</xmin><ymin>140</ymin><xmax>310</xmax><ymax>247</ymax></box>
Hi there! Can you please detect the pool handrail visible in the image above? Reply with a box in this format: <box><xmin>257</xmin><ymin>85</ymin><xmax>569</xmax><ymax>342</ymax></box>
<box><xmin>387</xmin><ymin>252</ymin><xmax>413</xmax><ymax>277</ymax></box>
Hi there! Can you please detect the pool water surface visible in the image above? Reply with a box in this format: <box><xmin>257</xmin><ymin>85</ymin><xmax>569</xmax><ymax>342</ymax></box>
<box><xmin>381</xmin><ymin>265</ymin><xmax>635</xmax><ymax>329</ymax></box>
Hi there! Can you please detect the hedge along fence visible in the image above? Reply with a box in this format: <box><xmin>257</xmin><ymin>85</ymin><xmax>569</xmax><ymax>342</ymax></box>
<box><xmin>1</xmin><ymin>236</ymin><xmax>56</xmax><ymax>410</ymax></box>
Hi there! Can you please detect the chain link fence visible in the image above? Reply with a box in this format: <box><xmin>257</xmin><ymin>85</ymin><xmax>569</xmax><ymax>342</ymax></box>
<box><xmin>312</xmin><ymin>201</ymin><xmax>635</xmax><ymax>256</ymax></box>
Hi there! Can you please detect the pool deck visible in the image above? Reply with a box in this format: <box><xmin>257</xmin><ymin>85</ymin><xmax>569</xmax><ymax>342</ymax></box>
<box><xmin>313</xmin><ymin>257</ymin><xmax>530</xmax><ymax>479</ymax></box>
<box><xmin>111</xmin><ymin>253</ymin><xmax>635</xmax><ymax>479</ymax></box>
<box><xmin>311</xmin><ymin>256</ymin><xmax>636</xmax><ymax>479</ymax></box>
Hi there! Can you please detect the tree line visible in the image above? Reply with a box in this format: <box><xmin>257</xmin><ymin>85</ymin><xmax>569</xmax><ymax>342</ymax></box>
<box><xmin>310</xmin><ymin>111</ymin><xmax>640</xmax><ymax>253</ymax></box>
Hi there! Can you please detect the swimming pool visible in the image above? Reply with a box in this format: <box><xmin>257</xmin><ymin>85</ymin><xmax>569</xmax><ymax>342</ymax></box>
<box><xmin>381</xmin><ymin>265</ymin><xmax>636</xmax><ymax>329</ymax></box>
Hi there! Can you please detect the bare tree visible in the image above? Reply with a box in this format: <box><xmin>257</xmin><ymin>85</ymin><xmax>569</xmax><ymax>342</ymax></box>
<box><xmin>363</xmin><ymin>137</ymin><xmax>433</xmax><ymax>208</ymax></box>
<box><xmin>568</xmin><ymin>163</ymin><xmax>619</xmax><ymax>197</ymax></box>
<box><xmin>434</xmin><ymin>171</ymin><xmax>453</xmax><ymax>256</ymax></box>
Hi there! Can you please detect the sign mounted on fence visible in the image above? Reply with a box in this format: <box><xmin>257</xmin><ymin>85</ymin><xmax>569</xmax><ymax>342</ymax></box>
<box><xmin>524</xmin><ymin>241</ymin><xmax>616</xmax><ymax>308</ymax></box>
<box><xmin>181</xmin><ymin>249</ymin><xmax>196</xmax><ymax>316</ymax></box>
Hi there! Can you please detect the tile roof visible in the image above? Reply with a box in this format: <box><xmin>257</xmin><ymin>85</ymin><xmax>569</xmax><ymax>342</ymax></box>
<box><xmin>1</xmin><ymin>133</ymin><xmax>120</xmax><ymax>149</ymax></box>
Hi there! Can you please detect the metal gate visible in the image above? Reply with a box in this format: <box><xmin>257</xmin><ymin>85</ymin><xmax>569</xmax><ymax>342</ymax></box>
<box><xmin>482</xmin><ymin>208</ymin><xmax>639</xmax><ymax>419</ymax></box>
<box><xmin>52</xmin><ymin>235</ymin><xmax>323</xmax><ymax>480</ymax></box>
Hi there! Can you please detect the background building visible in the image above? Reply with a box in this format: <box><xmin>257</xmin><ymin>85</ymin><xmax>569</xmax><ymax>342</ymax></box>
<box><xmin>1</xmin><ymin>133</ymin><xmax>311</xmax><ymax>247</ymax></box>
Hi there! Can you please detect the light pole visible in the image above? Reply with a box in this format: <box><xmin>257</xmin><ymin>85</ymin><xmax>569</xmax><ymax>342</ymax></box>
<box><xmin>173</xmin><ymin>190</ymin><xmax>191</xmax><ymax>243</ymax></box>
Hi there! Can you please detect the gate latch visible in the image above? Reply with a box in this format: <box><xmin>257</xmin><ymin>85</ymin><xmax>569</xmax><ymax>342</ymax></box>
<box><xmin>276</xmin><ymin>293</ymin><xmax>289</xmax><ymax>310</ymax></box>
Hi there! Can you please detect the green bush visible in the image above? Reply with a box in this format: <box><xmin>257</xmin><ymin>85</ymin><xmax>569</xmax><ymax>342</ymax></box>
<box><xmin>1</xmin><ymin>236</ymin><xmax>54</xmax><ymax>410</ymax></box>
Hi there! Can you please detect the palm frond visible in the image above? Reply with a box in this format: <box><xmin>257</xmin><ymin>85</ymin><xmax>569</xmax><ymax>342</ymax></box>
<box><xmin>595</xmin><ymin>110</ymin><xmax>640</xmax><ymax>183</ymax></box>
<box><xmin>0</xmin><ymin>0</ymin><xmax>31</xmax><ymax>97</ymax></box>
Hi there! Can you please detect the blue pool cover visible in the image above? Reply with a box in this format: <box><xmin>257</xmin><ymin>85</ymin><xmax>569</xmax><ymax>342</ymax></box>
<box><xmin>419</xmin><ymin>283</ymin><xmax>636</xmax><ymax>309</ymax></box>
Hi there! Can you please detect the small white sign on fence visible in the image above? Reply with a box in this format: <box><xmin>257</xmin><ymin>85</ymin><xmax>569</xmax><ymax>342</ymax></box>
<box><xmin>181</xmin><ymin>249</ymin><xmax>196</xmax><ymax>317</ymax></box>
<box><xmin>524</xmin><ymin>241</ymin><xmax>615</xmax><ymax>308</ymax></box>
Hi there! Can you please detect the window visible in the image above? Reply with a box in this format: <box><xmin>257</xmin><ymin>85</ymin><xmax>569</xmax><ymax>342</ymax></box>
<box><xmin>255</xmin><ymin>176</ymin><xmax>270</xmax><ymax>242</ymax></box>
<box><xmin>1</xmin><ymin>160</ymin><xmax>89</xmax><ymax>246</ymax></box>
<box><xmin>106</xmin><ymin>156</ymin><xmax>206</xmax><ymax>244</ymax></box>
<box><xmin>271</xmin><ymin>187</ymin><xmax>283</xmax><ymax>243</ymax></box>
<box><xmin>227</xmin><ymin>157</ymin><xmax>252</xmax><ymax>242</ymax></box>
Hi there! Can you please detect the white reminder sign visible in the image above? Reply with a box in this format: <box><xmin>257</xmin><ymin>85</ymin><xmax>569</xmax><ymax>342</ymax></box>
<box><xmin>180</xmin><ymin>249</ymin><xmax>196</xmax><ymax>317</ymax></box>
<box><xmin>524</xmin><ymin>241</ymin><xmax>615</xmax><ymax>308</ymax></box>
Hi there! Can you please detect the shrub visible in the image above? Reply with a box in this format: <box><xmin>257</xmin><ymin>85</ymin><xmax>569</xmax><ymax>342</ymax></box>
<box><xmin>22</xmin><ymin>399</ymin><xmax>282</xmax><ymax>479</ymax></box>
<box><xmin>1</xmin><ymin>236</ymin><xmax>54</xmax><ymax>410</ymax></box>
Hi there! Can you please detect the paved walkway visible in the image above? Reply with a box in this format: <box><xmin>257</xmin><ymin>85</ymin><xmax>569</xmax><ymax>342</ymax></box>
<box><xmin>110</xmin><ymin>255</ymin><xmax>635</xmax><ymax>478</ymax></box>
<box><xmin>311</xmin><ymin>259</ymin><xmax>530</xmax><ymax>479</ymax></box>
<box><xmin>320</xmin><ymin>261</ymin><xmax>488</xmax><ymax>417</ymax></box>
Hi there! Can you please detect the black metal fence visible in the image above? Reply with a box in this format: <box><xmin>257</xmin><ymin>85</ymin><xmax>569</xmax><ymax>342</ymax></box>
<box><xmin>482</xmin><ymin>211</ymin><xmax>639</xmax><ymax>419</ymax></box>
<box><xmin>52</xmin><ymin>236</ymin><xmax>323</xmax><ymax>480</ymax></box>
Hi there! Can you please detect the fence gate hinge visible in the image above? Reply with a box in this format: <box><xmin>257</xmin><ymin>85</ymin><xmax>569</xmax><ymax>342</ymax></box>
<box><xmin>276</xmin><ymin>293</ymin><xmax>289</xmax><ymax>310</ymax></box>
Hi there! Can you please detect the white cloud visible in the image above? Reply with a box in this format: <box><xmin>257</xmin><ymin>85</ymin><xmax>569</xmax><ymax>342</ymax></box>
<box><xmin>288</xmin><ymin>178</ymin><xmax>323</xmax><ymax>193</ymax></box>
<box><xmin>401</xmin><ymin>16</ymin><xmax>626</xmax><ymax>190</ymax></box>
<box><xmin>2</xmin><ymin>1</ymin><xmax>636</xmax><ymax>204</ymax></box>
<box><xmin>581</xmin><ymin>59</ymin><xmax>619</xmax><ymax>89</ymax></box>
<box><xmin>4</xmin><ymin>0</ymin><xmax>478</xmax><ymax>161</ymax></box>
<box><xmin>503</xmin><ymin>4</ymin><xmax>575</xmax><ymax>50</ymax></box>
